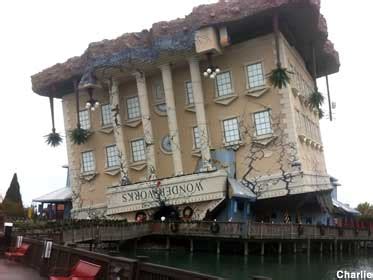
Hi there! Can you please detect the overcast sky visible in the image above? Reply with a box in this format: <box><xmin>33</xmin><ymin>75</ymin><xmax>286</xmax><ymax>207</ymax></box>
<box><xmin>0</xmin><ymin>0</ymin><xmax>371</xmax><ymax>208</ymax></box>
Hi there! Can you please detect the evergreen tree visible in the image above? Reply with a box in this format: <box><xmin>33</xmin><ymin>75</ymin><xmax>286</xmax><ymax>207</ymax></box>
<box><xmin>2</xmin><ymin>173</ymin><xmax>24</xmax><ymax>217</ymax></box>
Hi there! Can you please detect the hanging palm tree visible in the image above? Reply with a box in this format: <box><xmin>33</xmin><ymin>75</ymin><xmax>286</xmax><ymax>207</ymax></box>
<box><xmin>309</xmin><ymin>45</ymin><xmax>325</xmax><ymax>119</ymax></box>
<box><xmin>268</xmin><ymin>67</ymin><xmax>291</xmax><ymax>89</ymax></box>
<box><xmin>268</xmin><ymin>13</ymin><xmax>292</xmax><ymax>89</ymax></box>
<box><xmin>308</xmin><ymin>91</ymin><xmax>324</xmax><ymax>109</ymax></box>
<box><xmin>45</xmin><ymin>96</ymin><xmax>63</xmax><ymax>147</ymax></box>
<box><xmin>69</xmin><ymin>80</ymin><xmax>90</xmax><ymax>145</ymax></box>
<box><xmin>69</xmin><ymin>127</ymin><xmax>90</xmax><ymax>145</ymax></box>
<box><xmin>308</xmin><ymin>91</ymin><xmax>325</xmax><ymax>119</ymax></box>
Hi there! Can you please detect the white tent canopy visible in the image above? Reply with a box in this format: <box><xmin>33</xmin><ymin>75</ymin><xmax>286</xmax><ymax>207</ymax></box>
<box><xmin>32</xmin><ymin>187</ymin><xmax>72</xmax><ymax>203</ymax></box>
<box><xmin>332</xmin><ymin>198</ymin><xmax>360</xmax><ymax>216</ymax></box>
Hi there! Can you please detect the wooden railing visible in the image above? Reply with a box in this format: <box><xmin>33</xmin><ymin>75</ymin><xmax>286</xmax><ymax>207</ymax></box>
<box><xmin>15</xmin><ymin>221</ymin><xmax>372</xmax><ymax>244</ymax></box>
<box><xmin>18</xmin><ymin>237</ymin><xmax>223</xmax><ymax>280</ymax></box>
<box><xmin>157</xmin><ymin>221</ymin><xmax>371</xmax><ymax>241</ymax></box>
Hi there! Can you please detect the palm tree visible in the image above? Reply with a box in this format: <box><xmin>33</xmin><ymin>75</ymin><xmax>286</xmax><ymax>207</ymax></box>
<box><xmin>45</xmin><ymin>96</ymin><xmax>63</xmax><ymax>147</ymax></box>
<box><xmin>308</xmin><ymin>43</ymin><xmax>325</xmax><ymax>119</ymax></box>
<box><xmin>268</xmin><ymin>13</ymin><xmax>291</xmax><ymax>89</ymax></box>
<box><xmin>308</xmin><ymin>90</ymin><xmax>325</xmax><ymax>118</ymax></box>
<box><xmin>357</xmin><ymin>202</ymin><xmax>373</xmax><ymax>221</ymax></box>
<box><xmin>69</xmin><ymin>79</ymin><xmax>90</xmax><ymax>145</ymax></box>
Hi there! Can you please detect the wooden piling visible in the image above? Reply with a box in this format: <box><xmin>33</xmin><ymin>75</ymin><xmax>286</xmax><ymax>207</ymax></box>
<box><xmin>307</xmin><ymin>239</ymin><xmax>311</xmax><ymax>256</ymax></box>
<box><xmin>334</xmin><ymin>239</ymin><xmax>337</xmax><ymax>255</ymax></box>
<box><xmin>261</xmin><ymin>242</ymin><xmax>265</xmax><ymax>256</ymax></box>
<box><xmin>244</xmin><ymin>241</ymin><xmax>248</xmax><ymax>256</ymax></box>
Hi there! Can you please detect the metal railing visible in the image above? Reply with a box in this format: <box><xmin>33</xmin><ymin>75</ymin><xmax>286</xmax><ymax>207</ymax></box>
<box><xmin>18</xmin><ymin>237</ymin><xmax>223</xmax><ymax>280</ymax></box>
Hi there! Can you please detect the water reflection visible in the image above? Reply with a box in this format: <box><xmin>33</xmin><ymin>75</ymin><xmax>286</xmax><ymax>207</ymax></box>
<box><xmin>124</xmin><ymin>249</ymin><xmax>373</xmax><ymax>280</ymax></box>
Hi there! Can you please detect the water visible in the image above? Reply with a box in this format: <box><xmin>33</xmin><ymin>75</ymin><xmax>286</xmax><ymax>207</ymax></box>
<box><xmin>122</xmin><ymin>250</ymin><xmax>373</xmax><ymax>280</ymax></box>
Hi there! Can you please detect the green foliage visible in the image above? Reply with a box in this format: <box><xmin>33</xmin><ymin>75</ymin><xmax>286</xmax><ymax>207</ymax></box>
<box><xmin>268</xmin><ymin>67</ymin><xmax>291</xmax><ymax>89</ymax></box>
<box><xmin>357</xmin><ymin>202</ymin><xmax>373</xmax><ymax>221</ymax></box>
<box><xmin>3</xmin><ymin>173</ymin><xmax>24</xmax><ymax>217</ymax></box>
<box><xmin>4</xmin><ymin>173</ymin><xmax>23</xmax><ymax>206</ymax></box>
<box><xmin>2</xmin><ymin>201</ymin><xmax>25</xmax><ymax>217</ymax></box>
<box><xmin>308</xmin><ymin>91</ymin><xmax>325</xmax><ymax>119</ymax></box>
<box><xmin>308</xmin><ymin>91</ymin><xmax>325</xmax><ymax>109</ymax></box>
<box><xmin>45</xmin><ymin>130</ymin><xmax>63</xmax><ymax>147</ymax></box>
<box><xmin>69</xmin><ymin>127</ymin><xmax>90</xmax><ymax>145</ymax></box>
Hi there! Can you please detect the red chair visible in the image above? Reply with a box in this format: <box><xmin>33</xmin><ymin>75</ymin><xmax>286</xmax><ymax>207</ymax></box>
<box><xmin>49</xmin><ymin>260</ymin><xmax>101</xmax><ymax>280</ymax></box>
<box><xmin>5</xmin><ymin>243</ymin><xmax>30</xmax><ymax>261</ymax></box>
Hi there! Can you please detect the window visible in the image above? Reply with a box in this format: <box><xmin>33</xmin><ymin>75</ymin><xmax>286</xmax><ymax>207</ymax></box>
<box><xmin>154</xmin><ymin>80</ymin><xmax>165</xmax><ymax>101</ymax></box>
<box><xmin>246</xmin><ymin>62</ymin><xmax>265</xmax><ymax>89</ymax></box>
<box><xmin>306</xmin><ymin>83</ymin><xmax>313</xmax><ymax>97</ymax></box>
<box><xmin>301</xmin><ymin>78</ymin><xmax>307</xmax><ymax>95</ymax></box>
<box><xmin>106</xmin><ymin>145</ymin><xmax>119</xmax><ymax>168</ymax></box>
<box><xmin>57</xmin><ymin>204</ymin><xmax>65</xmax><ymax>211</ymax></box>
<box><xmin>79</xmin><ymin>110</ymin><xmax>90</xmax><ymax>130</ymax></box>
<box><xmin>126</xmin><ymin>96</ymin><xmax>141</xmax><ymax>120</ymax></box>
<box><xmin>296</xmin><ymin>110</ymin><xmax>303</xmax><ymax>131</ymax></box>
<box><xmin>82</xmin><ymin>151</ymin><xmax>95</xmax><ymax>173</ymax></box>
<box><xmin>185</xmin><ymin>81</ymin><xmax>194</xmax><ymax>105</ymax></box>
<box><xmin>311</xmin><ymin>122</ymin><xmax>317</xmax><ymax>140</ymax></box>
<box><xmin>223</xmin><ymin>117</ymin><xmax>241</xmax><ymax>144</ymax></box>
<box><xmin>305</xmin><ymin>117</ymin><xmax>311</xmax><ymax>135</ymax></box>
<box><xmin>101</xmin><ymin>104</ymin><xmax>112</xmax><ymax>127</ymax></box>
<box><xmin>131</xmin><ymin>139</ymin><xmax>146</xmax><ymax>162</ymax></box>
<box><xmin>215</xmin><ymin>71</ymin><xmax>233</xmax><ymax>97</ymax></box>
<box><xmin>192</xmin><ymin>126</ymin><xmax>201</xmax><ymax>149</ymax></box>
<box><xmin>254</xmin><ymin>110</ymin><xmax>272</xmax><ymax>136</ymax></box>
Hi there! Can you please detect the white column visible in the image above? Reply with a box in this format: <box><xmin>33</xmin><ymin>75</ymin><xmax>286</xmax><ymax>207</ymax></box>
<box><xmin>188</xmin><ymin>57</ymin><xmax>213</xmax><ymax>171</ymax></box>
<box><xmin>160</xmin><ymin>64</ymin><xmax>183</xmax><ymax>175</ymax></box>
<box><xmin>109</xmin><ymin>79</ymin><xmax>130</xmax><ymax>185</ymax></box>
<box><xmin>133</xmin><ymin>71</ymin><xmax>157</xmax><ymax>179</ymax></box>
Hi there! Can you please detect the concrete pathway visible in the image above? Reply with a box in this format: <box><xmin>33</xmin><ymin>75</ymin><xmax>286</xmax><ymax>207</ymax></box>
<box><xmin>0</xmin><ymin>258</ymin><xmax>46</xmax><ymax>280</ymax></box>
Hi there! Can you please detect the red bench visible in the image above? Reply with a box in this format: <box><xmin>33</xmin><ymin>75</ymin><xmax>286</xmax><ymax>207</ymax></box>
<box><xmin>49</xmin><ymin>260</ymin><xmax>101</xmax><ymax>280</ymax></box>
<box><xmin>5</xmin><ymin>243</ymin><xmax>30</xmax><ymax>261</ymax></box>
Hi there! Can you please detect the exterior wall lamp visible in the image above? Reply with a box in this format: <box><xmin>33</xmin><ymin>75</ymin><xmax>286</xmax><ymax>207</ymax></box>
<box><xmin>203</xmin><ymin>53</ymin><xmax>220</xmax><ymax>79</ymax></box>
<box><xmin>85</xmin><ymin>88</ymin><xmax>100</xmax><ymax>111</ymax></box>
<box><xmin>79</xmin><ymin>71</ymin><xmax>101</xmax><ymax>111</ymax></box>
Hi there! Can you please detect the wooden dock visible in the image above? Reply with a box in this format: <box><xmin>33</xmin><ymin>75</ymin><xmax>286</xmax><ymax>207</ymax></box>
<box><xmin>16</xmin><ymin>221</ymin><xmax>372</xmax><ymax>256</ymax></box>
<box><xmin>7</xmin><ymin>221</ymin><xmax>372</xmax><ymax>279</ymax></box>
<box><xmin>18</xmin><ymin>221</ymin><xmax>370</xmax><ymax>242</ymax></box>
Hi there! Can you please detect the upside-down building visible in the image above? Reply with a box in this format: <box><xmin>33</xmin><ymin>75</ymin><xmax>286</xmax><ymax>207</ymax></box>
<box><xmin>31</xmin><ymin>0</ymin><xmax>342</xmax><ymax>224</ymax></box>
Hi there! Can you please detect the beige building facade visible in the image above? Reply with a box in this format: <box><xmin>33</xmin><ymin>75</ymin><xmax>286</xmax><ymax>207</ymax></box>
<box><xmin>32</xmin><ymin>0</ymin><xmax>340</xmax><ymax>223</ymax></box>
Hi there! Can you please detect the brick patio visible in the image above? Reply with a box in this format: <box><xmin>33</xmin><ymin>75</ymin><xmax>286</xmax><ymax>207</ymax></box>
<box><xmin>0</xmin><ymin>258</ymin><xmax>46</xmax><ymax>280</ymax></box>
